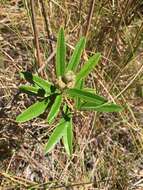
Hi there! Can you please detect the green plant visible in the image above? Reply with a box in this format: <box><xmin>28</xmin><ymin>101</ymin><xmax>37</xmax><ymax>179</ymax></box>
<box><xmin>16</xmin><ymin>27</ymin><xmax>123</xmax><ymax>156</ymax></box>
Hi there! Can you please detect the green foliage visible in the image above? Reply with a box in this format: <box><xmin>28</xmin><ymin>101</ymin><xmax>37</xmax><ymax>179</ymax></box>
<box><xmin>45</xmin><ymin>119</ymin><xmax>68</xmax><ymax>153</ymax></box>
<box><xmin>79</xmin><ymin>102</ymin><xmax>123</xmax><ymax>112</ymax></box>
<box><xmin>66</xmin><ymin>88</ymin><xmax>107</xmax><ymax>104</ymax></box>
<box><xmin>63</xmin><ymin>118</ymin><xmax>73</xmax><ymax>156</ymax></box>
<box><xmin>75</xmin><ymin>79</ymin><xmax>83</xmax><ymax>109</ymax></box>
<box><xmin>56</xmin><ymin>27</ymin><xmax>66</xmax><ymax>77</ymax></box>
<box><xmin>19</xmin><ymin>85</ymin><xmax>41</xmax><ymax>95</ymax></box>
<box><xmin>47</xmin><ymin>95</ymin><xmax>62</xmax><ymax>124</ymax></box>
<box><xmin>20</xmin><ymin>71</ymin><xmax>52</xmax><ymax>94</ymax></box>
<box><xmin>66</xmin><ymin>37</ymin><xmax>86</xmax><ymax>72</ymax></box>
<box><xmin>16</xmin><ymin>98</ymin><xmax>49</xmax><ymax>122</ymax></box>
<box><xmin>76</xmin><ymin>53</ymin><xmax>101</xmax><ymax>83</ymax></box>
<box><xmin>16</xmin><ymin>27</ymin><xmax>123</xmax><ymax>156</ymax></box>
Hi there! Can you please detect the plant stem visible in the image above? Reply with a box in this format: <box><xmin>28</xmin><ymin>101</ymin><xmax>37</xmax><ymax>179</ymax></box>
<box><xmin>30</xmin><ymin>0</ymin><xmax>43</xmax><ymax>75</ymax></box>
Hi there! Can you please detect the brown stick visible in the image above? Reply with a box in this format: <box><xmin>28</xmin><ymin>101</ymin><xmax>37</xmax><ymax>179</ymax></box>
<box><xmin>30</xmin><ymin>0</ymin><xmax>43</xmax><ymax>73</ymax></box>
<box><xmin>84</xmin><ymin>0</ymin><xmax>96</xmax><ymax>38</ymax></box>
<box><xmin>39</xmin><ymin>0</ymin><xmax>53</xmax><ymax>54</ymax></box>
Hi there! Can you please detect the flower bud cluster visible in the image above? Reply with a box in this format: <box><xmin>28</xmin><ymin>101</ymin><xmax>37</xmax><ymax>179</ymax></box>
<box><xmin>55</xmin><ymin>71</ymin><xmax>76</xmax><ymax>90</ymax></box>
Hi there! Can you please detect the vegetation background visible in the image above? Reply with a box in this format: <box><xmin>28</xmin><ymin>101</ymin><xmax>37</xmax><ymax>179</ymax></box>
<box><xmin>0</xmin><ymin>0</ymin><xmax>143</xmax><ymax>189</ymax></box>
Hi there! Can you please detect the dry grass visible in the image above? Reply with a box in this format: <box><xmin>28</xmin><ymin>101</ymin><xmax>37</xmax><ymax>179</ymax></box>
<box><xmin>0</xmin><ymin>0</ymin><xmax>143</xmax><ymax>189</ymax></box>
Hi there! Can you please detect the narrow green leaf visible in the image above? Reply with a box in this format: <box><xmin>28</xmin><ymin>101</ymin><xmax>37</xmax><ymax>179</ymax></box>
<box><xmin>75</xmin><ymin>80</ymin><xmax>83</xmax><ymax>109</ymax></box>
<box><xmin>21</xmin><ymin>72</ymin><xmax>52</xmax><ymax>94</ymax></box>
<box><xmin>62</xmin><ymin>104</ymin><xmax>72</xmax><ymax>120</ymax></box>
<box><xmin>63</xmin><ymin>119</ymin><xmax>73</xmax><ymax>156</ymax></box>
<box><xmin>19</xmin><ymin>85</ymin><xmax>45</xmax><ymax>97</ymax></box>
<box><xmin>66</xmin><ymin>88</ymin><xmax>107</xmax><ymax>104</ymax></box>
<box><xmin>80</xmin><ymin>102</ymin><xmax>123</xmax><ymax>112</ymax></box>
<box><xmin>45</xmin><ymin>120</ymin><xmax>68</xmax><ymax>154</ymax></box>
<box><xmin>47</xmin><ymin>95</ymin><xmax>62</xmax><ymax>124</ymax></box>
<box><xmin>16</xmin><ymin>98</ymin><xmax>49</xmax><ymax>122</ymax></box>
<box><xmin>32</xmin><ymin>76</ymin><xmax>52</xmax><ymax>94</ymax></box>
<box><xmin>66</xmin><ymin>37</ymin><xmax>86</xmax><ymax>72</ymax></box>
<box><xmin>83</xmin><ymin>88</ymin><xmax>96</xmax><ymax>93</ymax></box>
<box><xmin>56</xmin><ymin>27</ymin><xmax>66</xmax><ymax>77</ymax></box>
<box><xmin>19</xmin><ymin>85</ymin><xmax>40</xmax><ymax>94</ymax></box>
<box><xmin>76</xmin><ymin>53</ymin><xmax>101</xmax><ymax>83</ymax></box>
